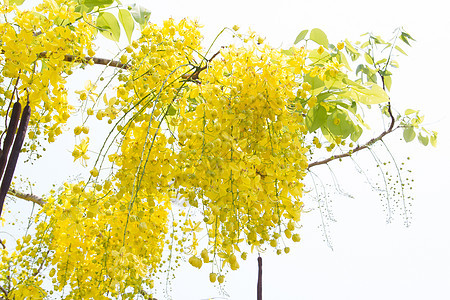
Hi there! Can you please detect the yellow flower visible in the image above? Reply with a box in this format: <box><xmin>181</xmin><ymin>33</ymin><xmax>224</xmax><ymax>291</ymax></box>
<box><xmin>90</xmin><ymin>167</ymin><xmax>99</xmax><ymax>177</ymax></box>
<box><xmin>301</xmin><ymin>82</ymin><xmax>312</xmax><ymax>91</ymax></box>
<box><xmin>73</xmin><ymin>138</ymin><xmax>90</xmax><ymax>166</ymax></box>
<box><xmin>333</xmin><ymin>118</ymin><xmax>341</xmax><ymax>125</ymax></box>
<box><xmin>112</xmin><ymin>246</ymin><xmax>132</xmax><ymax>267</ymax></box>
<box><xmin>317</xmin><ymin>45</ymin><xmax>325</xmax><ymax>55</ymax></box>
<box><xmin>307</xmin><ymin>96</ymin><xmax>317</xmax><ymax>108</ymax></box>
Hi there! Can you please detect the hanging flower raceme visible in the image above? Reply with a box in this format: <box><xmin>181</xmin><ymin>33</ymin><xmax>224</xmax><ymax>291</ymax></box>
<box><xmin>167</xmin><ymin>41</ymin><xmax>314</xmax><ymax>271</ymax></box>
<box><xmin>0</xmin><ymin>0</ymin><xmax>96</xmax><ymax>150</ymax></box>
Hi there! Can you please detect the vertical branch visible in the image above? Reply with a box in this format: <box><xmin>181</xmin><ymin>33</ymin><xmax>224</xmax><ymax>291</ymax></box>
<box><xmin>0</xmin><ymin>101</ymin><xmax>31</xmax><ymax>216</ymax></box>
<box><xmin>0</xmin><ymin>101</ymin><xmax>21</xmax><ymax>181</ymax></box>
<box><xmin>257</xmin><ymin>255</ymin><xmax>262</xmax><ymax>300</ymax></box>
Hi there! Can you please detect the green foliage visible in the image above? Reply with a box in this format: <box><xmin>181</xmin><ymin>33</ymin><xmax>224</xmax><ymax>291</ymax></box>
<box><xmin>294</xmin><ymin>29</ymin><xmax>308</xmax><ymax>44</ymax></box>
<box><xmin>306</xmin><ymin>105</ymin><xmax>327</xmax><ymax>132</ymax></box>
<box><xmin>309</xmin><ymin>28</ymin><xmax>329</xmax><ymax>48</ymax></box>
<box><xmin>294</xmin><ymin>28</ymin><xmax>329</xmax><ymax>48</ymax></box>
<box><xmin>8</xmin><ymin>0</ymin><xmax>25</xmax><ymax>4</ymax></box>
<box><xmin>96</xmin><ymin>12</ymin><xmax>121</xmax><ymax>41</ymax></box>
<box><xmin>118</xmin><ymin>9</ymin><xmax>134</xmax><ymax>42</ymax></box>
<box><xmin>129</xmin><ymin>3</ymin><xmax>151</xmax><ymax>27</ymax></box>
<box><xmin>403</xmin><ymin>126</ymin><xmax>416</xmax><ymax>142</ymax></box>
<box><xmin>79</xmin><ymin>0</ymin><xmax>114</xmax><ymax>8</ymax></box>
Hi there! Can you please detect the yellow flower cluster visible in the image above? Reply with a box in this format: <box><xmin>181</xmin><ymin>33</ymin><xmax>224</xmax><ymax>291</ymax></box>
<box><xmin>175</xmin><ymin>42</ymin><xmax>311</xmax><ymax>271</ymax></box>
<box><xmin>0</xmin><ymin>0</ymin><xmax>96</xmax><ymax>149</ymax></box>
<box><xmin>2</xmin><ymin>181</ymin><xmax>169</xmax><ymax>298</ymax></box>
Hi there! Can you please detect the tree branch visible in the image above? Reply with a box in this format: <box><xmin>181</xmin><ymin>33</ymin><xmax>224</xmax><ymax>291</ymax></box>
<box><xmin>7</xmin><ymin>189</ymin><xmax>45</xmax><ymax>206</ymax></box>
<box><xmin>0</xmin><ymin>285</ymin><xmax>7</xmax><ymax>299</ymax></box>
<box><xmin>181</xmin><ymin>49</ymin><xmax>222</xmax><ymax>81</ymax></box>
<box><xmin>36</xmin><ymin>52</ymin><xmax>129</xmax><ymax>69</ymax></box>
<box><xmin>1</xmin><ymin>50</ymin><xmax>129</xmax><ymax>69</ymax></box>
<box><xmin>308</xmin><ymin>99</ymin><xmax>397</xmax><ymax>169</ymax></box>
<box><xmin>307</xmin><ymin>125</ymin><xmax>398</xmax><ymax>169</ymax></box>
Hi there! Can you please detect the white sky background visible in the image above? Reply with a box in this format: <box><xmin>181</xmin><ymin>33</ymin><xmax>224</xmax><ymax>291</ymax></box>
<box><xmin>3</xmin><ymin>0</ymin><xmax>450</xmax><ymax>299</ymax></box>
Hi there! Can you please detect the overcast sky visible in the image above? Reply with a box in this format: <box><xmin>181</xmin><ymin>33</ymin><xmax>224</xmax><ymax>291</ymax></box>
<box><xmin>5</xmin><ymin>0</ymin><xmax>450</xmax><ymax>299</ymax></box>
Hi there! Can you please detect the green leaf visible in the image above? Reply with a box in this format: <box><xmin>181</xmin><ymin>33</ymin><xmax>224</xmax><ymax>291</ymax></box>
<box><xmin>405</xmin><ymin>109</ymin><xmax>417</xmax><ymax>115</ymax></box>
<box><xmin>395</xmin><ymin>45</ymin><xmax>407</xmax><ymax>55</ymax></box>
<box><xmin>360</xmin><ymin>41</ymin><xmax>370</xmax><ymax>49</ymax></box>
<box><xmin>418</xmin><ymin>134</ymin><xmax>429</xmax><ymax>146</ymax></box>
<box><xmin>384</xmin><ymin>75</ymin><xmax>392</xmax><ymax>91</ymax></box>
<box><xmin>304</xmin><ymin>74</ymin><xmax>324</xmax><ymax>91</ymax></box>
<box><xmin>129</xmin><ymin>3</ymin><xmax>151</xmax><ymax>26</ymax></box>
<box><xmin>310</xmin><ymin>28</ymin><xmax>329</xmax><ymax>49</ymax></box>
<box><xmin>351</xmin><ymin>83</ymin><xmax>389</xmax><ymax>105</ymax></box>
<box><xmin>350</xmin><ymin>124</ymin><xmax>363</xmax><ymax>142</ymax></box>
<box><xmin>364</xmin><ymin>68</ymin><xmax>378</xmax><ymax>83</ymax></box>
<box><xmin>306</xmin><ymin>105</ymin><xmax>327</xmax><ymax>132</ymax></box>
<box><xmin>400</xmin><ymin>32</ymin><xmax>415</xmax><ymax>46</ymax></box>
<box><xmin>326</xmin><ymin>109</ymin><xmax>354</xmax><ymax>138</ymax></box>
<box><xmin>403</xmin><ymin>126</ymin><xmax>416</xmax><ymax>142</ymax></box>
<box><xmin>364</xmin><ymin>52</ymin><xmax>374</xmax><ymax>65</ymax></box>
<box><xmin>379</xmin><ymin>70</ymin><xmax>392</xmax><ymax>76</ymax></box>
<box><xmin>281</xmin><ymin>48</ymin><xmax>294</xmax><ymax>56</ymax></box>
<box><xmin>97</xmin><ymin>12</ymin><xmax>121</xmax><ymax>42</ymax></box>
<box><xmin>308</xmin><ymin>49</ymin><xmax>330</xmax><ymax>64</ymax></box>
<box><xmin>80</xmin><ymin>0</ymin><xmax>113</xmax><ymax>8</ymax></box>
<box><xmin>54</xmin><ymin>17</ymin><xmax>70</xmax><ymax>26</ymax></box>
<box><xmin>167</xmin><ymin>104</ymin><xmax>177</xmax><ymax>116</ymax></box>
<box><xmin>294</xmin><ymin>29</ymin><xmax>308</xmax><ymax>44</ymax></box>
<box><xmin>9</xmin><ymin>0</ymin><xmax>25</xmax><ymax>5</ymax></box>
<box><xmin>338</xmin><ymin>52</ymin><xmax>351</xmax><ymax>70</ymax></box>
<box><xmin>374</xmin><ymin>35</ymin><xmax>386</xmax><ymax>43</ymax></box>
<box><xmin>118</xmin><ymin>9</ymin><xmax>134</xmax><ymax>43</ymax></box>
<box><xmin>75</xmin><ymin>4</ymin><xmax>94</xmax><ymax>13</ymax></box>
<box><xmin>430</xmin><ymin>131</ymin><xmax>438</xmax><ymax>147</ymax></box>
<box><xmin>344</xmin><ymin>39</ymin><xmax>358</xmax><ymax>54</ymax></box>
<box><xmin>356</xmin><ymin>64</ymin><xmax>365</xmax><ymax>76</ymax></box>
<box><xmin>324</xmin><ymin>77</ymin><xmax>345</xmax><ymax>89</ymax></box>
<box><xmin>316</xmin><ymin>92</ymin><xmax>332</xmax><ymax>102</ymax></box>
<box><xmin>399</xmin><ymin>32</ymin><xmax>412</xmax><ymax>46</ymax></box>
<box><xmin>390</xmin><ymin>60</ymin><xmax>399</xmax><ymax>68</ymax></box>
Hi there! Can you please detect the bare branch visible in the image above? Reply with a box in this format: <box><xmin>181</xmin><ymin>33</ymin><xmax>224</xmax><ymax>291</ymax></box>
<box><xmin>7</xmin><ymin>189</ymin><xmax>46</xmax><ymax>206</ymax></box>
<box><xmin>308</xmin><ymin>125</ymin><xmax>399</xmax><ymax>169</ymax></box>
<box><xmin>1</xmin><ymin>50</ymin><xmax>129</xmax><ymax>69</ymax></box>
<box><xmin>36</xmin><ymin>52</ymin><xmax>129</xmax><ymax>69</ymax></box>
